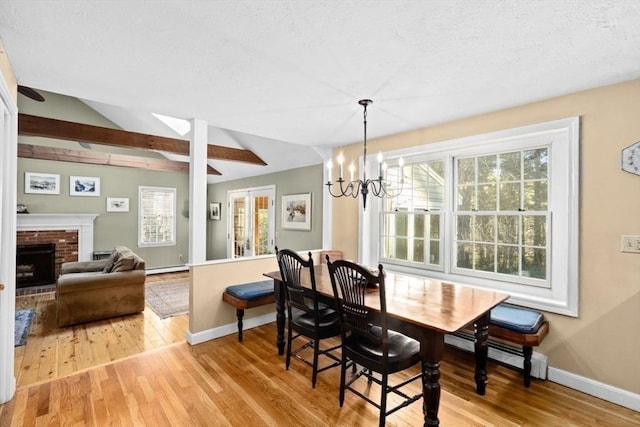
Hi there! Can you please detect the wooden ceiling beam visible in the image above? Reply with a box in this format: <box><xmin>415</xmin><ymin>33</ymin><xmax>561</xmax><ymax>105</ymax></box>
<box><xmin>18</xmin><ymin>113</ymin><xmax>266</xmax><ymax>166</ymax></box>
<box><xmin>18</xmin><ymin>143</ymin><xmax>221</xmax><ymax>175</ymax></box>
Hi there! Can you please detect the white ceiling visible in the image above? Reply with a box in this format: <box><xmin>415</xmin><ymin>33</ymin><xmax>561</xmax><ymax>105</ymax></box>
<box><xmin>1</xmin><ymin>1</ymin><xmax>639</xmax><ymax>182</ymax></box>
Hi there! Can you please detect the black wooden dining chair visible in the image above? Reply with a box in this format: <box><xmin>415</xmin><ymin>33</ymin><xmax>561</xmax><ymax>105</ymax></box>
<box><xmin>326</xmin><ymin>257</ymin><xmax>423</xmax><ymax>427</ymax></box>
<box><xmin>276</xmin><ymin>248</ymin><xmax>341</xmax><ymax>387</ymax></box>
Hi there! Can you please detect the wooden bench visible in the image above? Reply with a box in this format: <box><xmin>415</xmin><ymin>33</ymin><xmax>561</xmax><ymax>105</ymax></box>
<box><xmin>454</xmin><ymin>303</ymin><xmax>549</xmax><ymax>387</ymax></box>
<box><xmin>222</xmin><ymin>280</ymin><xmax>275</xmax><ymax>342</ymax></box>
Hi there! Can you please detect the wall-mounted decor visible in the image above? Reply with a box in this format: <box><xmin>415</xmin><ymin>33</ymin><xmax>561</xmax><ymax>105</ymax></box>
<box><xmin>25</xmin><ymin>172</ymin><xmax>60</xmax><ymax>195</ymax></box>
<box><xmin>282</xmin><ymin>193</ymin><xmax>311</xmax><ymax>231</ymax></box>
<box><xmin>70</xmin><ymin>176</ymin><xmax>100</xmax><ymax>196</ymax></box>
<box><xmin>210</xmin><ymin>202</ymin><xmax>221</xmax><ymax>220</ymax></box>
<box><xmin>621</xmin><ymin>141</ymin><xmax>640</xmax><ymax>176</ymax></box>
<box><xmin>106</xmin><ymin>197</ymin><xmax>129</xmax><ymax>212</ymax></box>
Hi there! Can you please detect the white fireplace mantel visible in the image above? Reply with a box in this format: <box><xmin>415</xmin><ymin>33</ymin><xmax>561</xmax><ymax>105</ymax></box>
<box><xmin>16</xmin><ymin>214</ymin><xmax>99</xmax><ymax>261</ymax></box>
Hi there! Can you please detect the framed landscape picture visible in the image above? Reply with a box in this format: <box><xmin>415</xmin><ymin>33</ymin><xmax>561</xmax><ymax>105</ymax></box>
<box><xmin>107</xmin><ymin>197</ymin><xmax>129</xmax><ymax>212</ymax></box>
<box><xmin>282</xmin><ymin>193</ymin><xmax>311</xmax><ymax>231</ymax></box>
<box><xmin>25</xmin><ymin>172</ymin><xmax>60</xmax><ymax>195</ymax></box>
<box><xmin>70</xmin><ymin>176</ymin><xmax>101</xmax><ymax>196</ymax></box>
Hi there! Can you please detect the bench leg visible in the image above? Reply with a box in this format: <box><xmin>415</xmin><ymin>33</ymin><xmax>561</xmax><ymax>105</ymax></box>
<box><xmin>236</xmin><ymin>308</ymin><xmax>245</xmax><ymax>342</ymax></box>
<box><xmin>523</xmin><ymin>346</ymin><xmax>533</xmax><ymax>387</ymax></box>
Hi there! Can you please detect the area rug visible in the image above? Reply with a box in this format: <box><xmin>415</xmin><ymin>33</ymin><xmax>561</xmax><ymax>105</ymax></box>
<box><xmin>15</xmin><ymin>308</ymin><xmax>35</xmax><ymax>347</ymax></box>
<box><xmin>145</xmin><ymin>278</ymin><xmax>189</xmax><ymax>319</ymax></box>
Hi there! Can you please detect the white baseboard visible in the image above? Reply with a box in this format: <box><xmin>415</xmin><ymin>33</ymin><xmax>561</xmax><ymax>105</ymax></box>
<box><xmin>146</xmin><ymin>265</ymin><xmax>188</xmax><ymax>275</ymax></box>
<box><xmin>548</xmin><ymin>367</ymin><xmax>640</xmax><ymax>412</ymax></box>
<box><xmin>444</xmin><ymin>334</ymin><xmax>548</xmax><ymax>379</ymax></box>
<box><xmin>186</xmin><ymin>312</ymin><xmax>276</xmax><ymax>345</ymax></box>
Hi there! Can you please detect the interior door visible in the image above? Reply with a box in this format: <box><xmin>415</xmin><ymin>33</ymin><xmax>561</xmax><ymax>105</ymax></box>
<box><xmin>0</xmin><ymin>75</ymin><xmax>18</xmax><ymax>404</ymax></box>
<box><xmin>228</xmin><ymin>186</ymin><xmax>275</xmax><ymax>258</ymax></box>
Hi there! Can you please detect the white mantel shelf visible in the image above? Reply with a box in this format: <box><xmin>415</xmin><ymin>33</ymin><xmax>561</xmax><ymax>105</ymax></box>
<box><xmin>16</xmin><ymin>214</ymin><xmax>99</xmax><ymax>261</ymax></box>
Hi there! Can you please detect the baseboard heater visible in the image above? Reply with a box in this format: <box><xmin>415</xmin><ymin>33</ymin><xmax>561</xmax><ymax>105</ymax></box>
<box><xmin>445</xmin><ymin>332</ymin><xmax>548</xmax><ymax>380</ymax></box>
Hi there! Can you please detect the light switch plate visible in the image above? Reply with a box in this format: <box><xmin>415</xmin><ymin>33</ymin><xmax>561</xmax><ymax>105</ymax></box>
<box><xmin>621</xmin><ymin>235</ymin><xmax>640</xmax><ymax>253</ymax></box>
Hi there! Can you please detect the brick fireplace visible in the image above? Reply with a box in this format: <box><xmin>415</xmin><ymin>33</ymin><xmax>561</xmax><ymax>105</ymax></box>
<box><xmin>17</xmin><ymin>230</ymin><xmax>79</xmax><ymax>280</ymax></box>
<box><xmin>16</xmin><ymin>214</ymin><xmax>98</xmax><ymax>285</ymax></box>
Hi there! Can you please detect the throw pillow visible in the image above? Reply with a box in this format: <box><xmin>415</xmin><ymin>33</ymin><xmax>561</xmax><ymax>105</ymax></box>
<box><xmin>112</xmin><ymin>255</ymin><xmax>137</xmax><ymax>272</ymax></box>
<box><xmin>102</xmin><ymin>250</ymin><xmax>120</xmax><ymax>273</ymax></box>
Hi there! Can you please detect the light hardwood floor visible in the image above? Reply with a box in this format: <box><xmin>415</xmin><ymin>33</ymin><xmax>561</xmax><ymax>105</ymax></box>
<box><xmin>2</xmin><ymin>273</ymin><xmax>638</xmax><ymax>426</ymax></box>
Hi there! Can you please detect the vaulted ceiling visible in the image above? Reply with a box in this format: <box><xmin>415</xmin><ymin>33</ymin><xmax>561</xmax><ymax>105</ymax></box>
<box><xmin>1</xmin><ymin>1</ymin><xmax>639</xmax><ymax>182</ymax></box>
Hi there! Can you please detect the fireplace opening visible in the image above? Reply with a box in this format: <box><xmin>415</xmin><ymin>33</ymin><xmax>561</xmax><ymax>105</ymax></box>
<box><xmin>16</xmin><ymin>243</ymin><xmax>56</xmax><ymax>288</ymax></box>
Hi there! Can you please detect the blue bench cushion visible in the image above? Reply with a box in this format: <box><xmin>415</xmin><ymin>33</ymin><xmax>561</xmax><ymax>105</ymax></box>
<box><xmin>490</xmin><ymin>303</ymin><xmax>544</xmax><ymax>334</ymax></box>
<box><xmin>225</xmin><ymin>280</ymin><xmax>273</xmax><ymax>300</ymax></box>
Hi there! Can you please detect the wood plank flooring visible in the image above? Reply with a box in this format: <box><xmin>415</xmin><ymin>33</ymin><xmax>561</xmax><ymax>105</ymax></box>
<box><xmin>12</xmin><ymin>272</ymin><xmax>188</xmax><ymax>387</ymax></box>
<box><xmin>2</xmin><ymin>272</ymin><xmax>639</xmax><ymax>426</ymax></box>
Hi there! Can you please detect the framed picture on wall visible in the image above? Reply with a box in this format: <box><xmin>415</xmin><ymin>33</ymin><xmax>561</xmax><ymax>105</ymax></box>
<box><xmin>24</xmin><ymin>172</ymin><xmax>60</xmax><ymax>195</ymax></box>
<box><xmin>282</xmin><ymin>193</ymin><xmax>311</xmax><ymax>231</ymax></box>
<box><xmin>106</xmin><ymin>197</ymin><xmax>129</xmax><ymax>212</ymax></box>
<box><xmin>209</xmin><ymin>202</ymin><xmax>221</xmax><ymax>220</ymax></box>
<box><xmin>70</xmin><ymin>176</ymin><xmax>101</xmax><ymax>196</ymax></box>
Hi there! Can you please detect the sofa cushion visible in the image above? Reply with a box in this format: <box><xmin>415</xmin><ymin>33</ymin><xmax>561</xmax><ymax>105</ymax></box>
<box><xmin>112</xmin><ymin>254</ymin><xmax>138</xmax><ymax>272</ymax></box>
<box><xmin>102</xmin><ymin>250</ymin><xmax>120</xmax><ymax>273</ymax></box>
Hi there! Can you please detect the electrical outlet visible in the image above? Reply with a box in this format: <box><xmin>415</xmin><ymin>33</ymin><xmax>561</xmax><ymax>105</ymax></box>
<box><xmin>621</xmin><ymin>235</ymin><xmax>640</xmax><ymax>253</ymax></box>
<box><xmin>179</xmin><ymin>253</ymin><xmax>184</xmax><ymax>262</ymax></box>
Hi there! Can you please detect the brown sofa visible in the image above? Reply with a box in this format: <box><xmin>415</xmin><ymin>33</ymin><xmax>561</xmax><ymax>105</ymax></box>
<box><xmin>56</xmin><ymin>246</ymin><xmax>146</xmax><ymax>327</ymax></box>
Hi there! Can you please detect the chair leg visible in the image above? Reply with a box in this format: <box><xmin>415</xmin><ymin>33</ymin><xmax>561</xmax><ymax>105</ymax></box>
<box><xmin>379</xmin><ymin>373</ymin><xmax>388</xmax><ymax>427</ymax></box>
<box><xmin>285</xmin><ymin>321</ymin><xmax>293</xmax><ymax>370</ymax></box>
<box><xmin>339</xmin><ymin>355</ymin><xmax>347</xmax><ymax>407</ymax></box>
<box><xmin>523</xmin><ymin>346</ymin><xmax>533</xmax><ymax>387</ymax></box>
<box><xmin>311</xmin><ymin>338</ymin><xmax>320</xmax><ymax>388</ymax></box>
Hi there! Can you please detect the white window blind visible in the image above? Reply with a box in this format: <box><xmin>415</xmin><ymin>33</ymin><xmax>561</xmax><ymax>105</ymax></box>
<box><xmin>138</xmin><ymin>186</ymin><xmax>176</xmax><ymax>247</ymax></box>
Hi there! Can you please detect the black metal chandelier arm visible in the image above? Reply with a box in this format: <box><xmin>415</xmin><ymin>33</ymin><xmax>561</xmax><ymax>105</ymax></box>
<box><xmin>363</xmin><ymin>177</ymin><xmax>405</xmax><ymax>198</ymax></box>
<box><xmin>326</xmin><ymin>180</ymin><xmax>359</xmax><ymax>198</ymax></box>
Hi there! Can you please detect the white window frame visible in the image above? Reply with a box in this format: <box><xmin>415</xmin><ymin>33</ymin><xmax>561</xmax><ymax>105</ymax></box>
<box><xmin>361</xmin><ymin>117</ymin><xmax>579</xmax><ymax>316</ymax></box>
<box><xmin>138</xmin><ymin>186</ymin><xmax>177</xmax><ymax>247</ymax></box>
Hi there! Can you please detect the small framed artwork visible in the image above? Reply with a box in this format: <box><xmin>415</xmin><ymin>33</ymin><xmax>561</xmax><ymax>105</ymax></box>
<box><xmin>106</xmin><ymin>197</ymin><xmax>129</xmax><ymax>212</ymax></box>
<box><xmin>282</xmin><ymin>193</ymin><xmax>311</xmax><ymax>231</ymax></box>
<box><xmin>25</xmin><ymin>172</ymin><xmax>60</xmax><ymax>195</ymax></box>
<box><xmin>209</xmin><ymin>202</ymin><xmax>221</xmax><ymax>220</ymax></box>
<box><xmin>70</xmin><ymin>176</ymin><xmax>100</xmax><ymax>196</ymax></box>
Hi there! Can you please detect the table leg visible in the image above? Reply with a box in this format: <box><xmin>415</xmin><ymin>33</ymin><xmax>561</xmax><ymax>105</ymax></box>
<box><xmin>474</xmin><ymin>312</ymin><xmax>490</xmax><ymax>395</ymax></box>
<box><xmin>272</xmin><ymin>278</ymin><xmax>286</xmax><ymax>355</ymax></box>
<box><xmin>421</xmin><ymin>331</ymin><xmax>444</xmax><ymax>426</ymax></box>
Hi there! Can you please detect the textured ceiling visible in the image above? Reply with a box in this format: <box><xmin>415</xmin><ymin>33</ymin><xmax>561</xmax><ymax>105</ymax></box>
<box><xmin>1</xmin><ymin>0</ymin><xmax>639</xmax><ymax>182</ymax></box>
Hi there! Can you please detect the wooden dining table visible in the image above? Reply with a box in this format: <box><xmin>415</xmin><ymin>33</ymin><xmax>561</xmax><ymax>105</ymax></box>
<box><xmin>264</xmin><ymin>264</ymin><xmax>509</xmax><ymax>426</ymax></box>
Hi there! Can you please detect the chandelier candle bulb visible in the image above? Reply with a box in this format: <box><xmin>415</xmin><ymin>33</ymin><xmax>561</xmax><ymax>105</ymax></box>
<box><xmin>326</xmin><ymin>160</ymin><xmax>333</xmax><ymax>183</ymax></box>
<box><xmin>349</xmin><ymin>163</ymin><xmax>355</xmax><ymax>182</ymax></box>
<box><xmin>338</xmin><ymin>152</ymin><xmax>344</xmax><ymax>180</ymax></box>
<box><xmin>377</xmin><ymin>151</ymin><xmax>383</xmax><ymax>178</ymax></box>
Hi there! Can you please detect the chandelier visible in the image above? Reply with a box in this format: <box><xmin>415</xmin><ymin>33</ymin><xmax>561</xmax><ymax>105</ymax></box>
<box><xmin>325</xmin><ymin>99</ymin><xmax>403</xmax><ymax>210</ymax></box>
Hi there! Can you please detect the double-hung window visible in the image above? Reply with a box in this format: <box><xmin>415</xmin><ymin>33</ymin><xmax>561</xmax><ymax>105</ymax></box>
<box><xmin>381</xmin><ymin>160</ymin><xmax>445</xmax><ymax>270</ymax></box>
<box><xmin>138</xmin><ymin>186</ymin><xmax>176</xmax><ymax>247</ymax></box>
<box><xmin>364</xmin><ymin>117</ymin><xmax>579</xmax><ymax>316</ymax></box>
<box><xmin>453</xmin><ymin>148</ymin><xmax>550</xmax><ymax>287</ymax></box>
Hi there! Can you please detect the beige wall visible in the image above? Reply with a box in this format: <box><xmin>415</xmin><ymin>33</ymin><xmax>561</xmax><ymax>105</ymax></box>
<box><xmin>190</xmin><ymin>256</ymin><xmax>278</xmax><ymax>333</ymax></box>
<box><xmin>331</xmin><ymin>79</ymin><xmax>640</xmax><ymax>394</ymax></box>
<box><xmin>190</xmin><ymin>251</ymin><xmax>323</xmax><ymax>333</ymax></box>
